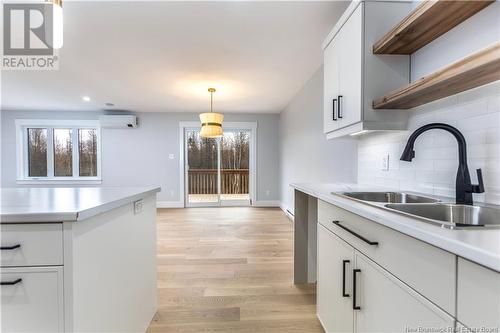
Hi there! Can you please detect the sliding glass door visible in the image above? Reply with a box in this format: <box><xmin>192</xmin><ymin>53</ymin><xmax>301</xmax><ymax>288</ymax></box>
<box><xmin>219</xmin><ymin>130</ymin><xmax>250</xmax><ymax>205</ymax></box>
<box><xmin>185</xmin><ymin>127</ymin><xmax>251</xmax><ymax>207</ymax></box>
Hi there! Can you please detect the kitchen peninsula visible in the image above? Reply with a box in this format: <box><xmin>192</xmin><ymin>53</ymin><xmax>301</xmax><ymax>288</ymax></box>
<box><xmin>0</xmin><ymin>187</ymin><xmax>160</xmax><ymax>333</ymax></box>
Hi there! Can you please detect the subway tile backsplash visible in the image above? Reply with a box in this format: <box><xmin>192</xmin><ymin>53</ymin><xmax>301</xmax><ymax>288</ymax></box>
<box><xmin>358</xmin><ymin>82</ymin><xmax>500</xmax><ymax>205</ymax></box>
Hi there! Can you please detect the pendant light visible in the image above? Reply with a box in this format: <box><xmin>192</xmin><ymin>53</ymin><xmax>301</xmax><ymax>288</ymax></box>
<box><xmin>199</xmin><ymin>88</ymin><xmax>224</xmax><ymax>138</ymax></box>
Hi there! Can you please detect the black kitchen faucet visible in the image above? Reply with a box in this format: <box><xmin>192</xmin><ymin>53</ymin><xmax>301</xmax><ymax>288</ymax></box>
<box><xmin>400</xmin><ymin>123</ymin><xmax>485</xmax><ymax>205</ymax></box>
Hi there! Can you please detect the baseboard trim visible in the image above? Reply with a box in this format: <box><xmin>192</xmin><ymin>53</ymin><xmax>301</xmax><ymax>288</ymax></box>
<box><xmin>252</xmin><ymin>200</ymin><xmax>281</xmax><ymax>207</ymax></box>
<box><xmin>157</xmin><ymin>200</ymin><xmax>184</xmax><ymax>208</ymax></box>
<box><xmin>280</xmin><ymin>204</ymin><xmax>294</xmax><ymax>221</ymax></box>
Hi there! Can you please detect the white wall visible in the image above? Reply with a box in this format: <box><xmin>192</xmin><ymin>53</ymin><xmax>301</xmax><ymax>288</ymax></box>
<box><xmin>0</xmin><ymin>111</ymin><xmax>280</xmax><ymax>206</ymax></box>
<box><xmin>357</xmin><ymin>2</ymin><xmax>500</xmax><ymax>205</ymax></box>
<box><xmin>279</xmin><ymin>67</ymin><xmax>358</xmax><ymax>215</ymax></box>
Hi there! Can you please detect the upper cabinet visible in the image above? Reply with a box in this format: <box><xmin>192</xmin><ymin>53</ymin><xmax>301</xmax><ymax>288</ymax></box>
<box><xmin>323</xmin><ymin>1</ymin><xmax>412</xmax><ymax>139</ymax></box>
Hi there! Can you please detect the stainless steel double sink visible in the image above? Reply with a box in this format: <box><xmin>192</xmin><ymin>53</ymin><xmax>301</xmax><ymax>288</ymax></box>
<box><xmin>337</xmin><ymin>191</ymin><xmax>500</xmax><ymax>229</ymax></box>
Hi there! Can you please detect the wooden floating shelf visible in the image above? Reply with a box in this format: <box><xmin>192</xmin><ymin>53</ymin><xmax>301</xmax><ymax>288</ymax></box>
<box><xmin>373</xmin><ymin>43</ymin><xmax>500</xmax><ymax>110</ymax></box>
<box><xmin>373</xmin><ymin>0</ymin><xmax>494</xmax><ymax>55</ymax></box>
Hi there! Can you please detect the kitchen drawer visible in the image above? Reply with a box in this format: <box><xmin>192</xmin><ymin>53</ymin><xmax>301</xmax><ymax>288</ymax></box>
<box><xmin>1</xmin><ymin>224</ymin><xmax>63</xmax><ymax>267</ymax></box>
<box><xmin>1</xmin><ymin>266</ymin><xmax>64</xmax><ymax>332</ymax></box>
<box><xmin>457</xmin><ymin>257</ymin><xmax>500</xmax><ymax>330</ymax></box>
<box><xmin>318</xmin><ymin>200</ymin><xmax>456</xmax><ymax>315</ymax></box>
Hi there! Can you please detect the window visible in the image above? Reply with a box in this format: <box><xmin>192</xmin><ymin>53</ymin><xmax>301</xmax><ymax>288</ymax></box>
<box><xmin>27</xmin><ymin>128</ymin><xmax>48</xmax><ymax>177</ymax></box>
<box><xmin>16</xmin><ymin>120</ymin><xmax>101</xmax><ymax>183</ymax></box>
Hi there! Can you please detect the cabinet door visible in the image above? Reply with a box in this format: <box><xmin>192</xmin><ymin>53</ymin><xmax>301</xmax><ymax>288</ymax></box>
<box><xmin>354</xmin><ymin>253</ymin><xmax>454</xmax><ymax>333</ymax></box>
<box><xmin>337</xmin><ymin>3</ymin><xmax>363</xmax><ymax>129</ymax></box>
<box><xmin>317</xmin><ymin>224</ymin><xmax>354</xmax><ymax>333</ymax></box>
<box><xmin>457</xmin><ymin>257</ymin><xmax>500</xmax><ymax>329</ymax></box>
<box><xmin>323</xmin><ymin>35</ymin><xmax>340</xmax><ymax>134</ymax></box>
<box><xmin>1</xmin><ymin>266</ymin><xmax>64</xmax><ymax>332</ymax></box>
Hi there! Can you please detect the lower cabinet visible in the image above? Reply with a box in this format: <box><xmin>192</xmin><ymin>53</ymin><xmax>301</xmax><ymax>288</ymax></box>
<box><xmin>354</xmin><ymin>253</ymin><xmax>454</xmax><ymax>332</ymax></box>
<box><xmin>1</xmin><ymin>266</ymin><xmax>64</xmax><ymax>332</ymax></box>
<box><xmin>317</xmin><ymin>224</ymin><xmax>455</xmax><ymax>333</ymax></box>
<box><xmin>457</xmin><ymin>257</ymin><xmax>500</xmax><ymax>330</ymax></box>
<box><xmin>317</xmin><ymin>224</ymin><xmax>354</xmax><ymax>332</ymax></box>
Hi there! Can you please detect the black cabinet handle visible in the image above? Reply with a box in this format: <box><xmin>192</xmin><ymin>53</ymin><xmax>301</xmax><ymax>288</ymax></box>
<box><xmin>342</xmin><ymin>260</ymin><xmax>350</xmax><ymax>297</ymax></box>
<box><xmin>338</xmin><ymin>95</ymin><xmax>343</xmax><ymax>118</ymax></box>
<box><xmin>332</xmin><ymin>99</ymin><xmax>337</xmax><ymax>121</ymax></box>
<box><xmin>1</xmin><ymin>244</ymin><xmax>21</xmax><ymax>250</ymax></box>
<box><xmin>353</xmin><ymin>269</ymin><xmax>361</xmax><ymax>310</ymax></box>
<box><xmin>1</xmin><ymin>278</ymin><xmax>22</xmax><ymax>286</ymax></box>
<box><xmin>332</xmin><ymin>221</ymin><xmax>379</xmax><ymax>246</ymax></box>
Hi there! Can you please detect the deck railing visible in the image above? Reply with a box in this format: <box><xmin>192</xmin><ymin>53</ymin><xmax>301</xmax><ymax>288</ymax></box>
<box><xmin>188</xmin><ymin>169</ymin><xmax>249</xmax><ymax>194</ymax></box>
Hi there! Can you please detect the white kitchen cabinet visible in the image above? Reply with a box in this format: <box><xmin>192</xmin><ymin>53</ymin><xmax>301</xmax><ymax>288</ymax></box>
<box><xmin>322</xmin><ymin>1</ymin><xmax>411</xmax><ymax>138</ymax></box>
<box><xmin>323</xmin><ymin>33</ymin><xmax>340</xmax><ymax>134</ymax></box>
<box><xmin>0</xmin><ymin>188</ymin><xmax>159</xmax><ymax>333</ymax></box>
<box><xmin>457</xmin><ymin>257</ymin><xmax>500</xmax><ymax>330</ymax></box>
<box><xmin>316</xmin><ymin>199</ymin><xmax>464</xmax><ymax>333</ymax></box>
<box><xmin>354</xmin><ymin>253</ymin><xmax>454</xmax><ymax>333</ymax></box>
<box><xmin>318</xmin><ymin>200</ymin><xmax>456</xmax><ymax>315</ymax></box>
<box><xmin>1</xmin><ymin>266</ymin><xmax>64</xmax><ymax>333</ymax></box>
<box><xmin>336</xmin><ymin>3</ymin><xmax>362</xmax><ymax>129</ymax></box>
<box><xmin>317</xmin><ymin>224</ymin><xmax>354</xmax><ymax>333</ymax></box>
<box><xmin>1</xmin><ymin>223</ymin><xmax>63</xmax><ymax>267</ymax></box>
<box><xmin>317</xmin><ymin>223</ymin><xmax>454</xmax><ymax>333</ymax></box>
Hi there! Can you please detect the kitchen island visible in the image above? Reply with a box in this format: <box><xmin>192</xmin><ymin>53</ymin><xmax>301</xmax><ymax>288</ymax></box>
<box><xmin>0</xmin><ymin>187</ymin><xmax>160</xmax><ymax>333</ymax></box>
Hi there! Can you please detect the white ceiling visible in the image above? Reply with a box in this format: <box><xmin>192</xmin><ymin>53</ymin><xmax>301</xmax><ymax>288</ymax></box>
<box><xmin>1</xmin><ymin>1</ymin><xmax>349</xmax><ymax>113</ymax></box>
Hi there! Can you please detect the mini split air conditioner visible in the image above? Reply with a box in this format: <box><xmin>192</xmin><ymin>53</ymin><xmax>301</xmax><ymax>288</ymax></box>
<box><xmin>99</xmin><ymin>115</ymin><xmax>138</xmax><ymax>128</ymax></box>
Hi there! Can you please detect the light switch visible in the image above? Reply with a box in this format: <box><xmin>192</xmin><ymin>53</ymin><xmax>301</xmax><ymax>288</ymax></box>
<box><xmin>168</xmin><ymin>154</ymin><xmax>175</xmax><ymax>159</ymax></box>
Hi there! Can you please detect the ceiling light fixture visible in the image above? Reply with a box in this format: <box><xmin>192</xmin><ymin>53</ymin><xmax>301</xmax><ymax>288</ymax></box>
<box><xmin>47</xmin><ymin>0</ymin><xmax>63</xmax><ymax>49</ymax></box>
<box><xmin>82</xmin><ymin>96</ymin><xmax>91</xmax><ymax>102</ymax></box>
<box><xmin>199</xmin><ymin>88</ymin><xmax>224</xmax><ymax>138</ymax></box>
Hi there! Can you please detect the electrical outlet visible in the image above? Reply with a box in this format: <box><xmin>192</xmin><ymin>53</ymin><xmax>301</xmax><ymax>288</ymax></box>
<box><xmin>265</xmin><ymin>190</ymin><xmax>270</xmax><ymax>196</ymax></box>
<box><xmin>170</xmin><ymin>190</ymin><xmax>174</xmax><ymax>197</ymax></box>
<box><xmin>382</xmin><ymin>154</ymin><xmax>390</xmax><ymax>171</ymax></box>
<box><xmin>134</xmin><ymin>200</ymin><xmax>143</xmax><ymax>214</ymax></box>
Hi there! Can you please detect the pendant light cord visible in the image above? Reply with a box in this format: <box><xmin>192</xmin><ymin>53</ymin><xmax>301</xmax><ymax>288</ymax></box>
<box><xmin>208</xmin><ymin>87</ymin><xmax>216</xmax><ymax>113</ymax></box>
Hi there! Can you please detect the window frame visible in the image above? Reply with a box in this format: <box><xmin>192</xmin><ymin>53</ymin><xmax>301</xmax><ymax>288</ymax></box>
<box><xmin>16</xmin><ymin>119</ymin><xmax>102</xmax><ymax>184</ymax></box>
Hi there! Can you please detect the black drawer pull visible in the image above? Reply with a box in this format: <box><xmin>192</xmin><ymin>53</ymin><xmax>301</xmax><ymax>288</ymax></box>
<box><xmin>338</xmin><ymin>95</ymin><xmax>343</xmax><ymax>118</ymax></box>
<box><xmin>332</xmin><ymin>99</ymin><xmax>337</xmax><ymax>121</ymax></box>
<box><xmin>342</xmin><ymin>260</ymin><xmax>350</xmax><ymax>297</ymax></box>
<box><xmin>332</xmin><ymin>221</ymin><xmax>379</xmax><ymax>246</ymax></box>
<box><xmin>1</xmin><ymin>244</ymin><xmax>21</xmax><ymax>250</ymax></box>
<box><xmin>353</xmin><ymin>269</ymin><xmax>361</xmax><ymax>310</ymax></box>
<box><xmin>1</xmin><ymin>278</ymin><xmax>22</xmax><ymax>286</ymax></box>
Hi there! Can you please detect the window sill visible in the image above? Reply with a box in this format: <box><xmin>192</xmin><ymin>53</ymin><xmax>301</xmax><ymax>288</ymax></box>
<box><xmin>16</xmin><ymin>179</ymin><xmax>102</xmax><ymax>185</ymax></box>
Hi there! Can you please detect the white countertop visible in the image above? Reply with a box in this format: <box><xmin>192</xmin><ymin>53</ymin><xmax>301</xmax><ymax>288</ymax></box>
<box><xmin>0</xmin><ymin>187</ymin><xmax>161</xmax><ymax>223</ymax></box>
<box><xmin>291</xmin><ymin>182</ymin><xmax>500</xmax><ymax>272</ymax></box>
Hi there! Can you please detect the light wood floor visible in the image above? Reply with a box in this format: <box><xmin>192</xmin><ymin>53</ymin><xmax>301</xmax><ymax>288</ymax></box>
<box><xmin>147</xmin><ymin>207</ymin><xmax>322</xmax><ymax>333</ymax></box>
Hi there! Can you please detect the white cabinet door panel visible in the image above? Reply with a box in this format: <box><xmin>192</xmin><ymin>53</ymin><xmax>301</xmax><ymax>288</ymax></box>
<box><xmin>323</xmin><ymin>35</ymin><xmax>340</xmax><ymax>134</ymax></box>
<box><xmin>337</xmin><ymin>3</ymin><xmax>363</xmax><ymax>129</ymax></box>
<box><xmin>1</xmin><ymin>266</ymin><xmax>64</xmax><ymax>333</ymax></box>
<box><xmin>317</xmin><ymin>224</ymin><xmax>354</xmax><ymax>333</ymax></box>
<box><xmin>457</xmin><ymin>257</ymin><xmax>500</xmax><ymax>330</ymax></box>
<box><xmin>354</xmin><ymin>253</ymin><xmax>454</xmax><ymax>333</ymax></box>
